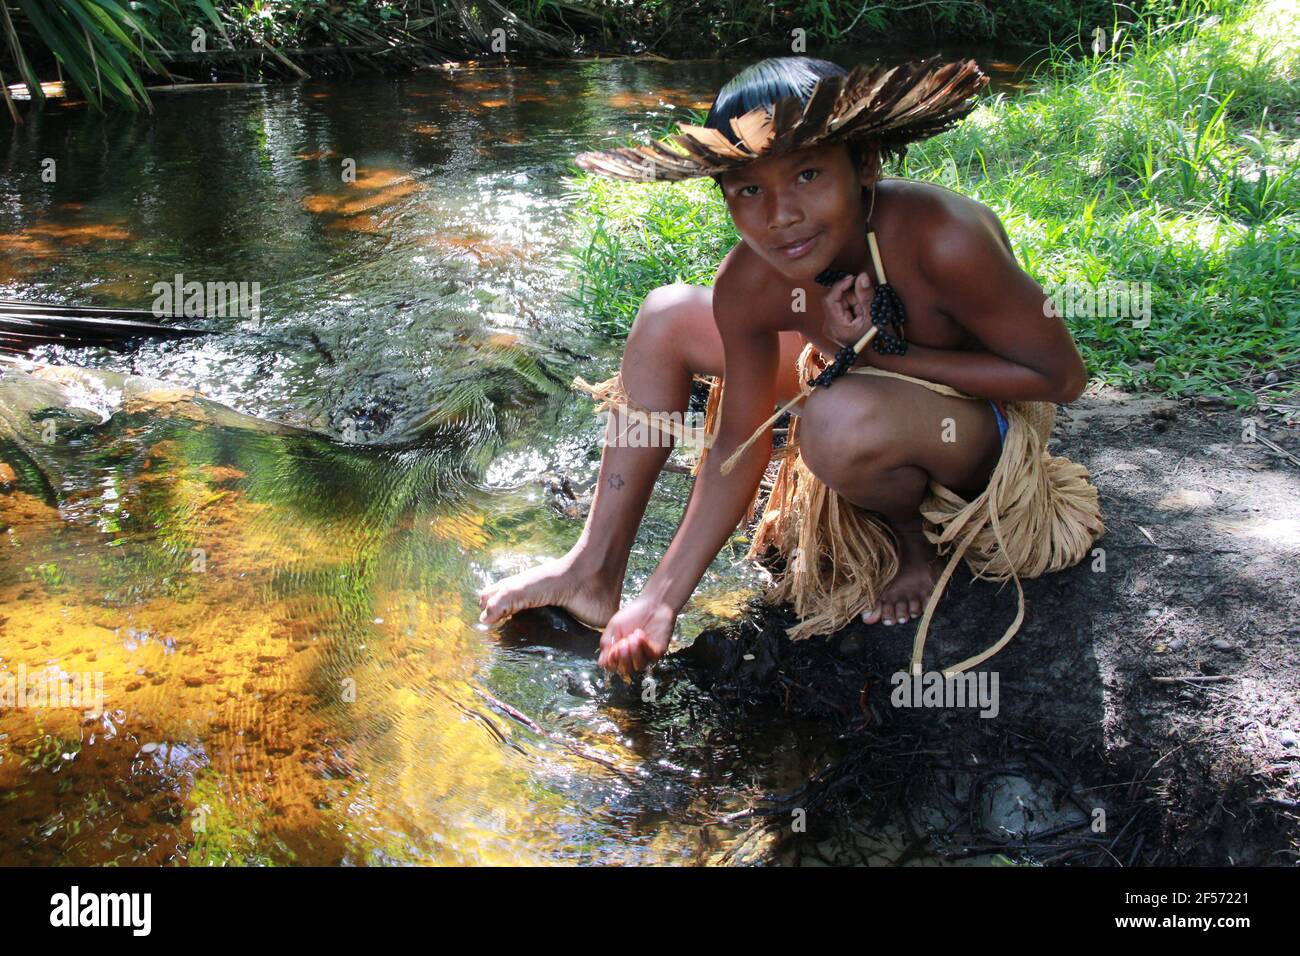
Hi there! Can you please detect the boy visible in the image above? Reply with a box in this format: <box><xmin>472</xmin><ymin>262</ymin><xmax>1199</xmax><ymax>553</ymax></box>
<box><xmin>478</xmin><ymin>56</ymin><xmax>1103</xmax><ymax>679</ymax></box>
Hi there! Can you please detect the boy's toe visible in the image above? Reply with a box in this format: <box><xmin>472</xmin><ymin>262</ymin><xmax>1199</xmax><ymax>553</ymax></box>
<box><xmin>482</xmin><ymin>594</ymin><xmax>512</xmax><ymax>625</ymax></box>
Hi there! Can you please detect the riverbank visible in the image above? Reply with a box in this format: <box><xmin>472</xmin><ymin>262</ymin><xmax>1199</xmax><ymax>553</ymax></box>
<box><xmin>494</xmin><ymin>377</ymin><xmax>1300</xmax><ymax>864</ymax></box>
<box><xmin>640</xmin><ymin>388</ymin><xmax>1298</xmax><ymax>865</ymax></box>
<box><xmin>0</xmin><ymin>1</ymin><xmax>1243</xmax><ymax>116</ymax></box>
<box><xmin>552</xmin><ymin>0</ymin><xmax>1300</xmax><ymax>864</ymax></box>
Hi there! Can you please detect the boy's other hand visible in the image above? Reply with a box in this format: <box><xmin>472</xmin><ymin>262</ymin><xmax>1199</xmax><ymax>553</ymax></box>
<box><xmin>596</xmin><ymin>594</ymin><xmax>677</xmax><ymax>680</ymax></box>
<box><xmin>822</xmin><ymin>272</ymin><xmax>873</xmax><ymax>350</ymax></box>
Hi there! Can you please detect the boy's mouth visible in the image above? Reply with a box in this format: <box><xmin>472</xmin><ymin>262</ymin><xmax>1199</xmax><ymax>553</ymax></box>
<box><xmin>772</xmin><ymin>229</ymin><xmax>822</xmax><ymax>259</ymax></box>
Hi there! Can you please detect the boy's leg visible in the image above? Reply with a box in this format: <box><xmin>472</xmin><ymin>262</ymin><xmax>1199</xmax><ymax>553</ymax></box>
<box><xmin>478</xmin><ymin>282</ymin><xmax>804</xmax><ymax>628</ymax></box>
<box><xmin>796</xmin><ymin>372</ymin><xmax>1003</xmax><ymax>627</ymax></box>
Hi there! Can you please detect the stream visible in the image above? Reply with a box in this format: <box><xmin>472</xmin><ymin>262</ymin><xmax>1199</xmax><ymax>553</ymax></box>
<box><xmin>0</xmin><ymin>51</ymin><xmax>1036</xmax><ymax>865</ymax></box>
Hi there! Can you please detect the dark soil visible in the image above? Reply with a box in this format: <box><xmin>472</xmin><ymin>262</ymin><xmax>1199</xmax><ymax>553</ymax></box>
<box><xmin>662</xmin><ymin>387</ymin><xmax>1300</xmax><ymax>865</ymax></box>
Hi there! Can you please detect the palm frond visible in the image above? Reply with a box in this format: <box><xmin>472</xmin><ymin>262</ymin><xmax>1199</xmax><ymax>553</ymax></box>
<box><xmin>0</xmin><ymin>299</ymin><xmax>209</xmax><ymax>353</ymax></box>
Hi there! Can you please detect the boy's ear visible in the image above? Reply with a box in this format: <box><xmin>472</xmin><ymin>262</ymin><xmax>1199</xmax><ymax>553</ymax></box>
<box><xmin>856</xmin><ymin>143</ymin><xmax>882</xmax><ymax>187</ymax></box>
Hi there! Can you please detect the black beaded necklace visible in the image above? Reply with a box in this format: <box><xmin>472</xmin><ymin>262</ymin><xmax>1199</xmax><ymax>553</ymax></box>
<box><xmin>808</xmin><ymin>180</ymin><xmax>908</xmax><ymax>388</ymax></box>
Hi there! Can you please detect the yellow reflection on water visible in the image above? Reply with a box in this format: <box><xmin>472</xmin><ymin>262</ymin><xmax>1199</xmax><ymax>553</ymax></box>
<box><xmin>0</xmin><ymin>394</ymin><xmax>661</xmax><ymax>865</ymax></box>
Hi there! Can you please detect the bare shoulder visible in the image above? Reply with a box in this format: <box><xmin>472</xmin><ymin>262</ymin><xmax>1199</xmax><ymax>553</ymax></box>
<box><xmin>886</xmin><ymin>179</ymin><xmax>1016</xmax><ymax>276</ymax></box>
<box><xmin>889</xmin><ymin>178</ymin><xmax>1019</xmax><ymax>257</ymax></box>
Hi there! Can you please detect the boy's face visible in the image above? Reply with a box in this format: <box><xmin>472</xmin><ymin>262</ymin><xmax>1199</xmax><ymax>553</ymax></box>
<box><xmin>719</xmin><ymin>140</ymin><xmax>877</xmax><ymax>281</ymax></box>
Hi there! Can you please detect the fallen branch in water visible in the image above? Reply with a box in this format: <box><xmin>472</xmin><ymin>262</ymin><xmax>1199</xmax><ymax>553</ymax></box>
<box><xmin>472</xmin><ymin>687</ymin><xmax>635</xmax><ymax>780</ymax></box>
<box><xmin>0</xmin><ymin>301</ymin><xmax>210</xmax><ymax>353</ymax></box>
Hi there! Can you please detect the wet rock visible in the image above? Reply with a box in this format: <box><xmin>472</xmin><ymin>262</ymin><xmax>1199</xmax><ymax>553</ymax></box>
<box><xmin>495</xmin><ymin>606</ymin><xmax>600</xmax><ymax>656</ymax></box>
<box><xmin>540</xmin><ymin>472</ymin><xmax>592</xmax><ymax>520</ymax></box>
<box><xmin>979</xmin><ymin>774</ymin><xmax>1084</xmax><ymax>839</ymax></box>
<box><xmin>564</xmin><ymin>672</ymin><xmax>597</xmax><ymax>699</ymax></box>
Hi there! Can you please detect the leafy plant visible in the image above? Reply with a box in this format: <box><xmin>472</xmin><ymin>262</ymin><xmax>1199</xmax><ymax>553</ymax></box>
<box><xmin>1</xmin><ymin>1</ymin><xmax>225</xmax><ymax>110</ymax></box>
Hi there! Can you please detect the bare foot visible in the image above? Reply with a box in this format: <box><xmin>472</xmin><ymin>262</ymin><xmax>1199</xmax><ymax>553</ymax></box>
<box><xmin>862</xmin><ymin>528</ymin><xmax>941</xmax><ymax>627</ymax></box>
<box><xmin>477</xmin><ymin>552</ymin><xmax>621</xmax><ymax>630</ymax></box>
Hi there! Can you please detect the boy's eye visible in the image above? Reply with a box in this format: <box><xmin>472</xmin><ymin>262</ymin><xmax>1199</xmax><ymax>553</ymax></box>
<box><xmin>798</xmin><ymin>168</ymin><xmax>819</xmax><ymax>182</ymax></box>
<box><xmin>738</xmin><ymin>185</ymin><xmax>758</xmax><ymax>197</ymax></box>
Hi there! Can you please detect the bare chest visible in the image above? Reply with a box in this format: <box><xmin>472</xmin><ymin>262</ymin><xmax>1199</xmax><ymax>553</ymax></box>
<box><xmin>778</xmin><ymin>261</ymin><xmax>975</xmax><ymax>358</ymax></box>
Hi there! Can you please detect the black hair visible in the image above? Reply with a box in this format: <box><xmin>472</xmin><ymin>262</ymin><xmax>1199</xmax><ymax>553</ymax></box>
<box><xmin>703</xmin><ymin>56</ymin><xmax>881</xmax><ymax>192</ymax></box>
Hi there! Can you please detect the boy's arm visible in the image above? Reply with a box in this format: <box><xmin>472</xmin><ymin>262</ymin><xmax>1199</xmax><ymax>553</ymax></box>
<box><xmin>868</xmin><ymin>208</ymin><xmax>1088</xmax><ymax>404</ymax></box>
<box><xmin>596</xmin><ymin>264</ymin><xmax>781</xmax><ymax>677</ymax></box>
<box><xmin>639</xmin><ymin>268</ymin><xmax>781</xmax><ymax>613</ymax></box>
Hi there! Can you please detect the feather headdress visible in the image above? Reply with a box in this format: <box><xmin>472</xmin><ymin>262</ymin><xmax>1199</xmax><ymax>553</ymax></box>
<box><xmin>574</xmin><ymin>56</ymin><xmax>989</xmax><ymax>183</ymax></box>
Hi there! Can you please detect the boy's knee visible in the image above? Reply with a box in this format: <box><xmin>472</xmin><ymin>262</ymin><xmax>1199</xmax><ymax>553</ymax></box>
<box><xmin>798</xmin><ymin>380</ymin><xmax>894</xmax><ymax>484</ymax></box>
<box><xmin>629</xmin><ymin>283</ymin><xmax>691</xmax><ymax>345</ymax></box>
<box><xmin>636</xmin><ymin>282</ymin><xmax>697</xmax><ymax>323</ymax></box>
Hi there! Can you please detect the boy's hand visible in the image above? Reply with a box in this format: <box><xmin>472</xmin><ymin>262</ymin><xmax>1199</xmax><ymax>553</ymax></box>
<box><xmin>596</xmin><ymin>594</ymin><xmax>677</xmax><ymax>680</ymax></box>
<box><xmin>822</xmin><ymin>272</ymin><xmax>874</xmax><ymax>350</ymax></box>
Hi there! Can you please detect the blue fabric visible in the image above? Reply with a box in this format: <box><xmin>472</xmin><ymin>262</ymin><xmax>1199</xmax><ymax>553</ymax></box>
<box><xmin>989</xmin><ymin>400</ymin><xmax>1009</xmax><ymax>444</ymax></box>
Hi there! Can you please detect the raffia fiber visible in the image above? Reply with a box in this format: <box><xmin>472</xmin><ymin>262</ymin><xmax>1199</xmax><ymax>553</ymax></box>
<box><xmin>572</xmin><ymin>347</ymin><xmax>1104</xmax><ymax>676</ymax></box>
<box><xmin>737</xmin><ymin>380</ymin><xmax>900</xmax><ymax>642</ymax></box>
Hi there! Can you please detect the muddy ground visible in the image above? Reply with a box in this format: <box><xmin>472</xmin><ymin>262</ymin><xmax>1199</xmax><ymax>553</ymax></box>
<box><xmin>653</xmin><ymin>385</ymin><xmax>1300</xmax><ymax>865</ymax></box>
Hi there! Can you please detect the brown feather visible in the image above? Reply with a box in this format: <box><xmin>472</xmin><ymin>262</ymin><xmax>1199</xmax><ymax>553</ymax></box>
<box><xmin>674</xmin><ymin>123</ymin><xmax>751</xmax><ymax>160</ymax></box>
<box><xmin>730</xmin><ymin>104</ymin><xmax>775</xmax><ymax>154</ymax></box>
<box><xmin>787</xmin><ymin>72</ymin><xmax>846</xmax><ymax>149</ymax></box>
<box><xmin>767</xmin><ymin>92</ymin><xmax>805</xmax><ymax>152</ymax></box>
<box><xmin>571</xmin><ymin>57</ymin><xmax>989</xmax><ymax>182</ymax></box>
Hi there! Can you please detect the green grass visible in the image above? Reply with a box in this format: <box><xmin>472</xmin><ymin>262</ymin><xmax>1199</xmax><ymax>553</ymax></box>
<box><xmin>561</xmin><ymin>172</ymin><xmax>739</xmax><ymax>338</ymax></box>
<box><xmin>561</xmin><ymin>0</ymin><xmax>1300</xmax><ymax>406</ymax></box>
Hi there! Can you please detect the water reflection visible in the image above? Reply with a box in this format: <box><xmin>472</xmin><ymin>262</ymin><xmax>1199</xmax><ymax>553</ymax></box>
<box><xmin>0</xmin><ymin>361</ymin><xmax>784</xmax><ymax>864</ymax></box>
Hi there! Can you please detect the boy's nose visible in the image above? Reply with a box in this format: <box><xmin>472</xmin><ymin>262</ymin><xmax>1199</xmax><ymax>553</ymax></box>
<box><xmin>765</xmin><ymin>189</ymin><xmax>803</xmax><ymax>223</ymax></box>
<box><xmin>768</xmin><ymin>213</ymin><xmax>805</xmax><ymax>237</ymax></box>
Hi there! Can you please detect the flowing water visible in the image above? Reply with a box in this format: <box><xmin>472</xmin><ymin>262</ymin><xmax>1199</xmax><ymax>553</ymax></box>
<box><xmin>0</xmin><ymin>51</ymin><xmax>1034</xmax><ymax>865</ymax></box>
